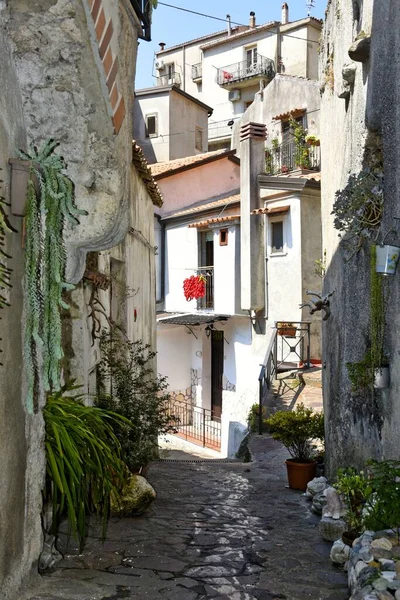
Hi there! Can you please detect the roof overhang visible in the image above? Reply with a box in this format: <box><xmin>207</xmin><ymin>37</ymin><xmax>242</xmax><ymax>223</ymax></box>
<box><xmin>157</xmin><ymin>313</ymin><xmax>229</xmax><ymax>326</ymax></box>
<box><xmin>258</xmin><ymin>175</ymin><xmax>321</xmax><ymax>192</ymax></box>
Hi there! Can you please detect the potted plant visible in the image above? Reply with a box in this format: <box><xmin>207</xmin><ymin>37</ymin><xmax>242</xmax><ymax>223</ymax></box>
<box><xmin>276</xmin><ymin>322</ymin><xmax>297</xmax><ymax>337</ymax></box>
<box><xmin>305</xmin><ymin>135</ymin><xmax>320</xmax><ymax>147</ymax></box>
<box><xmin>266</xmin><ymin>403</ymin><xmax>324</xmax><ymax>491</ymax></box>
<box><xmin>334</xmin><ymin>468</ymin><xmax>372</xmax><ymax>546</ymax></box>
<box><xmin>375</xmin><ymin>243</ymin><xmax>400</xmax><ymax>275</ymax></box>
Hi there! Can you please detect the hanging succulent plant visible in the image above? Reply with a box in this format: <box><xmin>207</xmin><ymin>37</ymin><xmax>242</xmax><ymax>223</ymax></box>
<box><xmin>0</xmin><ymin>173</ymin><xmax>16</xmax><ymax>366</ymax></box>
<box><xmin>17</xmin><ymin>139</ymin><xmax>87</xmax><ymax>413</ymax></box>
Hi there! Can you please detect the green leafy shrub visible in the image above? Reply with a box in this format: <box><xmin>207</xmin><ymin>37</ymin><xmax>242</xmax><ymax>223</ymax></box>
<box><xmin>266</xmin><ymin>403</ymin><xmax>324</xmax><ymax>461</ymax></box>
<box><xmin>96</xmin><ymin>330</ymin><xmax>175</xmax><ymax>473</ymax></box>
<box><xmin>44</xmin><ymin>385</ymin><xmax>130</xmax><ymax>551</ymax></box>
<box><xmin>335</xmin><ymin>467</ymin><xmax>372</xmax><ymax>534</ymax></box>
<box><xmin>364</xmin><ymin>460</ymin><xmax>400</xmax><ymax>539</ymax></box>
<box><xmin>248</xmin><ymin>403</ymin><xmax>268</xmax><ymax>432</ymax></box>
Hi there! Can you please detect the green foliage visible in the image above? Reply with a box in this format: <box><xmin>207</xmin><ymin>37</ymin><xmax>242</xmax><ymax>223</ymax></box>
<box><xmin>289</xmin><ymin>118</ymin><xmax>310</xmax><ymax>169</ymax></box>
<box><xmin>18</xmin><ymin>140</ymin><xmax>87</xmax><ymax>412</ymax></box>
<box><xmin>0</xmin><ymin>174</ymin><xmax>15</xmax><ymax>365</ymax></box>
<box><xmin>266</xmin><ymin>403</ymin><xmax>324</xmax><ymax>461</ymax></box>
<box><xmin>44</xmin><ymin>384</ymin><xmax>130</xmax><ymax>551</ymax></box>
<box><xmin>248</xmin><ymin>403</ymin><xmax>268</xmax><ymax>432</ymax></box>
<box><xmin>314</xmin><ymin>250</ymin><xmax>327</xmax><ymax>279</ymax></box>
<box><xmin>335</xmin><ymin>467</ymin><xmax>372</xmax><ymax>533</ymax></box>
<box><xmin>364</xmin><ymin>459</ymin><xmax>400</xmax><ymax>539</ymax></box>
<box><xmin>271</xmin><ymin>137</ymin><xmax>279</xmax><ymax>150</ymax></box>
<box><xmin>265</xmin><ymin>149</ymin><xmax>273</xmax><ymax>173</ymax></box>
<box><xmin>96</xmin><ymin>330</ymin><xmax>174</xmax><ymax>473</ymax></box>
<box><xmin>346</xmin><ymin>246</ymin><xmax>387</xmax><ymax>392</ymax></box>
<box><xmin>331</xmin><ymin>169</ymin><xmax>384</xmax><ymax>256</ymax></box>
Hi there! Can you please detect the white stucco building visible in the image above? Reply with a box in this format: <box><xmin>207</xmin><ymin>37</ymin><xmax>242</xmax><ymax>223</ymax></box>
<box><xmin>153</xmin><ymin>4</ymin><xmax>322</xmax><ymax>150</ymax></box>
<box><xmin>152</xmin><ymin>108</ymin><xmax>322</xmax><ymax>457</ymax></box>
<box><xmin>133</xmin><ymin>84</ymin><xmax>213</xmax><ymax>163</ymax></box>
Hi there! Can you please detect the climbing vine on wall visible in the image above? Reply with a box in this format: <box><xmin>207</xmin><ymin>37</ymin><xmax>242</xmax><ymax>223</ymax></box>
<box><xmin>0</xmin><ymin>172</ymin><xmax>15</xmax><ymax>366</ymax></box>
<box><xmin>18</xmin><ymin>140</ymin><xmax>87</xmax><ymax>413</ymax></box>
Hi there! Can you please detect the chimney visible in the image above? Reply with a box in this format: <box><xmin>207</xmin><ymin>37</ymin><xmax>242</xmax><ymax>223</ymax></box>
<box><xmin>281</xmin><ymin>3</ymin><xmax>289</xmax><ymax>24</ymax></box>
<box><xmin>159</xmin><ymin>42</ymin><xmax>166</xmax><ymax>51</ymax></box>
<box><xmin>226</xmin><ymin>14</ymin><xmax>232</xmax><ymax>36</ymax></box>
<box><xmin>249</xmin><ymin>11</ymin><xmax>256</xmax><ymax>28</ymax></box>
<box><xmin>239</xmin><ymin>122</ymin><xmax>267</xmax><ymax>312</ymax></box>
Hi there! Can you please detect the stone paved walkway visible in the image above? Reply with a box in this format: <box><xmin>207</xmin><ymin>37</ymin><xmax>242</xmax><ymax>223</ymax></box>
<box><xmin>23</xmin><ymin>436</ymin><xmax>348</xmax><ymax>600</ymax></box>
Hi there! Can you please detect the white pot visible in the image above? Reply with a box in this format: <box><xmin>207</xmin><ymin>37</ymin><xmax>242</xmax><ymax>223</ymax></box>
<box><xmin>374</xmin><ymin>367</ymin><xmax>390</xmax><ymax>389</ymax></box>
<box><xmin>375</xmin><ymin>244</ymin><xmax>400</xmax><ymax>275</ymax></box>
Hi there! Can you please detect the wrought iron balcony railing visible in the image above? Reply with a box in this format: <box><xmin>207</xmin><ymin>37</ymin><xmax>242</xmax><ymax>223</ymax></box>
<box><xmin>129</xmin><ymin>0</ymin><xmax>151</xmax><ymax>41</ymax></box>
<box><xmin>197</xmin><ymin>266</ymin><xmax>214</xmax><ymax>311</ymax></box>
<box><xmin>156</xmin><ymin>72</ymin><xmax>182</xmax><ymax>87</ymax></box>
<box><xmin>192</xmin><ymin>63</ymin><xmax>202</xmax><ymax>81</ymax></box>
<box><xmin>265</xmin><ymin>140</ymin><xmax>321</xmax><ymax>175</ymax></box>
<box><xmin>217</xmin><ymin>55</ymin><xmax>275</xmax><ymax>86</ymax></box>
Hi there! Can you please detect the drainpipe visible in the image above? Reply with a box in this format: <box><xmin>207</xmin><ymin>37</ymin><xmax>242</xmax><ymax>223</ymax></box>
<box><xmin>155</xmin><ymin>215</ymin><xmax>165</xmax><ymax>305</ymax></box>
<box><xmin>276</xmin><ymin>23</ymin><xmax>281</xmax><ymax>73</ymax></box>
<box><xmin>182</xmin><ymin>44</ymin><xmax>186</xmax><ymax>91</ymax></box>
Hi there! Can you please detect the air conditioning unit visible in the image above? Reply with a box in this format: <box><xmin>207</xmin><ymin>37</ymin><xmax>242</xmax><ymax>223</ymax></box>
<box><xmin>228</xmin><ymin>89</ymin><xmax>241</xmax><ymax>102</ymax></box>
<box><xmin>155</xmin><ymin>60</ymin><xmax>164</xmax><ymax>70</ymax></box>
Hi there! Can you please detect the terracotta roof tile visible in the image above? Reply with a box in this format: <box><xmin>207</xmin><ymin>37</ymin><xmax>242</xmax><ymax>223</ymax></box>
<box><xmin>162</xmin><ymin>193</ymin><xmax>240</xmax><ymax>220</ymax></box>
<box><xmin>150</xmin><ymin>149</ymin><xmax>235</xmax><ymax>179</ymax></box>
<box><xmin>252</xmin><ymin>205</ymin><xmax>290</xmax><ymax>215</ymax></box>
<box><xmin>188</xmin><ymin>215</ymin><xmax>240</xmax><ymax>228</ymax></box>
<box><xmin>131</xmin><ymin>141</ymin><xmax>163</xmax><ymax>207</ymax></box>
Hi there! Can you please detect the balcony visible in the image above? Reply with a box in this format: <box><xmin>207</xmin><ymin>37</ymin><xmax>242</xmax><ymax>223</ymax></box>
<box><xmin>265</xmin><ymin>140</ymin><xmax>321</xmax><ymax>175</ymax></box>
<box><xmin>156</xmin><ymin>73</ymin><xmax>182</xmax><ymax>87</ymax></box>
<box><xmin>217</xmin><ymin>55</ymin><xmax>275</xmax><ymax>89</ymax></box>
<box><xmin>197</xmin><ymin>267</ymin><xmax>214</xmax><ymax>311</ymax></box>
<box><xmin>208</xmin><ymin>119</ymin><xmax>239</xmax><ymax>142</ymax></box>
<box><xmin>192</xmin><ymin>63</ymin><xmax>202</xmax><ymax>82</ymax></box>
<box><xmin>129</xmin><ymin>0</ymin><xmax>151</xmax><ymax>41</ymax></box>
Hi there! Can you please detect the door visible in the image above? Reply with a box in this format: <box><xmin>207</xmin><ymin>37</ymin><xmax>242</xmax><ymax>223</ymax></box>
<box><xmin>211</xmin><ymin>329</ymin><xmax>224</xmax><ymax>419</ymax></box>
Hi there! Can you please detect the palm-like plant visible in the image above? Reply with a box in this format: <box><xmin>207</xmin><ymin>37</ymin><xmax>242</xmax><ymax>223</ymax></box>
<box><xmin>44</xmin><ymin>385</ymin><xmax>131</xmax><ymax>551</ymax></box>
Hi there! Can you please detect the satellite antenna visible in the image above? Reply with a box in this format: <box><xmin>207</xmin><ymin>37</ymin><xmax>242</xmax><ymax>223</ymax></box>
<box><xmin>306</xmin><ymin>0</ymin><xmax>315</xmax><ymax>16</ymax></box>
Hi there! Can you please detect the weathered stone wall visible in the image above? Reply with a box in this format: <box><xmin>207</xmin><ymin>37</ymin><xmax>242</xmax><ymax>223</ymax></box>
<box><xmin>0</xmin><ymin>1</ymin><xmax>154</xmax><ymax>597</ymax></box>
<box><xmin>0</xmin><ymin>21</ymin><xmax>44</xmax><ymax>600</ymax></box>
<box><xmin>3</xmin><ymin>0</ymin><xmax>139</xmax><ymax>283</ymax></box>
<box><xmin>320</xmin><ymin>0</ymin><xmax>400</xmax><ymax>476</ymax></box>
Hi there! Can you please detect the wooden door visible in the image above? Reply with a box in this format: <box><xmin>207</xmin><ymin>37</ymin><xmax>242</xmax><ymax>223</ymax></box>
<box><xmin>211</xmin><ymin>329</ymin><xmax>224</xmax><ymax>419</ymax></box>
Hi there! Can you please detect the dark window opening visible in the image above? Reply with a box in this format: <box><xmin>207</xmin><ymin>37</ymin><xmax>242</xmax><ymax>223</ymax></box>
<box><xmin>271</xmin><ymin>221</ymin><xmax>284</xmax><ymax>253</ymax></box>
<box><xmin>146</xmin><ymin>114</ymin><xmax>157</xmax><ymax>138</ymax></box>
<box><xmin>219</xmin><ymin>229</ymin><xmax>228</xmax><ymax>246</ymax></box>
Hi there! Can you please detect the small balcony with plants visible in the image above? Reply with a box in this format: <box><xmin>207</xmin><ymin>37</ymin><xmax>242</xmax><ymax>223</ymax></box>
<box><xmin>265</xmin><ymin>120</ymin><xmax>321</xmax><ymax>175</ymax></box>
<box><xmin>216</xmin><ymin>55</ymin><xmax>275</xmax><ymax>89</ymax></box>
<box><xmin>191</xmin><ymin>62</ymin><xmax>202</xmax><ymax>83</ymax></box>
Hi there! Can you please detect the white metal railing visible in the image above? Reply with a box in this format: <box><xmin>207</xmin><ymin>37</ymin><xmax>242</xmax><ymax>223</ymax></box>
<box><xmin>156</xmin><ymin>73</ymin><xmax>182</xmax><ymax>87</ymax></box>
<box><xmin>217</xmin><ymin>55</ymin><xmax>275</xmax><ymax>86</ymax></box>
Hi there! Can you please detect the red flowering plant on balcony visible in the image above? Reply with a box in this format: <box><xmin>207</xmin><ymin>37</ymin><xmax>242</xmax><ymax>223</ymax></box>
<box><xmin>183</xmin><ymin>274</ymin><xmax>206</xmax><ymax>302</ymax></box>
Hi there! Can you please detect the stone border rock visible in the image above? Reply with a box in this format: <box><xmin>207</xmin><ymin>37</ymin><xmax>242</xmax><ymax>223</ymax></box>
<box><xmin>305</xmin><ymin>477</ymin><xmax>400</xmax><ymax>600</ymax></box>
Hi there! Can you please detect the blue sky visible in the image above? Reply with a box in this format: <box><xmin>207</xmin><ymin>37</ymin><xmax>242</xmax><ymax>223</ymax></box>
<box><xmin>136</xmin><ymin>0</ymin><xmax>326</xmax><ymax>89</ymax></box>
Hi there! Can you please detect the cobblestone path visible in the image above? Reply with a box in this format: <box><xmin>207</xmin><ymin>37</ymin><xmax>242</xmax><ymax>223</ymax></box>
<box><xmin>24</xmin><ymin>436</ymin><xmax>348</xmax><ymax>600</ymax></box>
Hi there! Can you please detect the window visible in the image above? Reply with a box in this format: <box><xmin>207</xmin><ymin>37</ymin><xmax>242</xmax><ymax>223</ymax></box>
<box><xmin>246</xmin><ymin>47</ymin><xmax>258</xmax><ymax>71</ymax></box>
<box><xmin>195</xmin><ymin>125</ymin><xmax>203</xmax><ymax>151</ymax></box>
<box><xmin>145</xmin><ymin>114</ymin><xmax>158</xmax><ymax>138</ymax></box>
<box><xmin>269</xmin><ymin>216</ymin><xmax>287</xmax><ymax>256</ymax></box>
<box><xmin>219</xmin><ymin>229</ymin><xmax>228</xmax><ymax>246</ymax></box>
<box><xmin>167</xmin><ymin>63</ymin><xmax>175</xmax><ymax>83</ymax></box>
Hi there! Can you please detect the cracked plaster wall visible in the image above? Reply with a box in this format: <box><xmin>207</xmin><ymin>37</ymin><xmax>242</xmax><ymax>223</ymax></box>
<box><xmin>320</xmin><ymin>0</ymin><xmax>400</xmax><ymax>476</ymax></box>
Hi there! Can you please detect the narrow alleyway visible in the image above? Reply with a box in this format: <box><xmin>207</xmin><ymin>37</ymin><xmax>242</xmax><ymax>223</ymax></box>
<box><xmin>24</xmin><ymin>437</ymin><xmax>348</xmax><ymax>600</ymax></box>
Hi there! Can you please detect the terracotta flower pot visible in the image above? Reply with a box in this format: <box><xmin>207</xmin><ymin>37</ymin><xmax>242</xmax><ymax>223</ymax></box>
<box><xmin>285</xmin><ymin>459</ymin><xmax>317</xmax><ymax>491</ymax></box>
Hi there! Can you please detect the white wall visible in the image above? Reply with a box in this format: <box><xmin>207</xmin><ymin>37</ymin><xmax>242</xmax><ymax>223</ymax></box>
<box><xmin>157</xmin><ymin>325</ymin><xmax>192</xmax><ymax>391</ymax></box>
<box><xmin>134</xmin><ymin>92</ymin><xmax>170</xmax><ymax>163</ymax></box>
<box><xmin>213</xmin><ymin>225</ymin><xmax>238</xmax><ymax>315</ymax></box>
<box><xmin>164</xmin><ymin>225</ymin><xmax>199</xmax><ymax>313</ymax></box>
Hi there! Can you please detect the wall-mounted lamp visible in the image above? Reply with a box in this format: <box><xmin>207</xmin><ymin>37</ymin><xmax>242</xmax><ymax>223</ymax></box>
<box><xmin>205</xmin><ymin>324</ymin><xmax>213</xmax><ymax>338</ymax></box>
